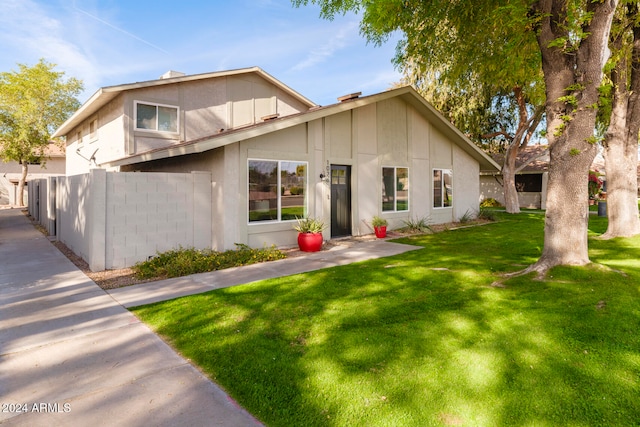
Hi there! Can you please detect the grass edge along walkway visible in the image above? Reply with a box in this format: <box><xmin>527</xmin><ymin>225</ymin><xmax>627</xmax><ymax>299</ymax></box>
<box><xmin>133</xmin><ymin>212</ymin><xmax>640</xmax><ymax>427</ymax></box>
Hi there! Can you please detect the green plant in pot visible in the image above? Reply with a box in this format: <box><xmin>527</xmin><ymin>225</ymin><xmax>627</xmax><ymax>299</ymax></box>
<box><xmin>293</xmin><ymin>217</ymin><xmax>326</xmax><ymax>252</ymax></box>
<box><xmin>372</xmin><ymin>215</ymin><xmax>388</xmax><ymax>238</ymax></box>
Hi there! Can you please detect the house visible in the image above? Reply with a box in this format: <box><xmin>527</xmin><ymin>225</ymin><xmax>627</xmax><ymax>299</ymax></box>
<box><xmin>480</xmin><ymin>145</ymin><xmax>626</xmax><ymax>209</ymax></box>
<box><xmin>480</xmin><ymin>145</ymin><xmax>550</xmax><ymax>209</ymax></box>
<box><xmin>49</xmin><ymin>67</ymin><xmax>500</xmax><ymax>270</ymax></box>
<box><xmin>54</xmin><ymin>68</ymin><xmax>316</xmax><ymax>176</ymax></box>
<box><xmin>0</xmin><ymin>141</ymin><xmax>65</xmax><ymax>206</ymax></box>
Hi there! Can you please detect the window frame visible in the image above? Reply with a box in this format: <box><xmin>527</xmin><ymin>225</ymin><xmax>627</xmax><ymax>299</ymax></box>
<box><xmin>382</xmin><ymin>166</ymin><xmax>409</xmax><ymax>212</ymax></box>
<box><xmin>134</xmin><ymin>100</ymin><xmax>180</xmax><ymax>134</ymax></box>
<box><xmin>89</xmin><ymin>118</ymin><xmax>98</xmax><ymax>142</ymax></box>
<box><xmin>248</xmin><ymin>159</ymin><xmax>308</xmax><ymax>224</ymax></box>
<box><xmin>433</xmin><ymin>168</ymin><xmax>453</xmax><ymax>209</ymax></box>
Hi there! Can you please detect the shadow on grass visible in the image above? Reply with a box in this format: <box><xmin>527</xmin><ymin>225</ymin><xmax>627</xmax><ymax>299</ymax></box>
<box><xmin>133</xmin><ymin>213</ymin><xmax>640</xmax><ymax>426</ymax></box>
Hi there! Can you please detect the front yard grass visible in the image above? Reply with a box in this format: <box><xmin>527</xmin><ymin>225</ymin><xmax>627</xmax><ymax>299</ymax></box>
<box><xmin>132</xmin><ymin>212</ymin><xmax>640</xmax><ymax>426</ymax></box>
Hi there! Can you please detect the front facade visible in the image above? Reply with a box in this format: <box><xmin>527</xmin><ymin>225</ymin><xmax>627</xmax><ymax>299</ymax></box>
<box><xmin>52</xmin><ymin>68</ymin><xmax>499</xmax><ymax>266</ymax></box>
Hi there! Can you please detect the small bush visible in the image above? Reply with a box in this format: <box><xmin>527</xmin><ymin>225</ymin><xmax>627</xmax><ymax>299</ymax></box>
<box><xmin>133</xmin><ymin>244</ymin><xmax>286</xmax><ymax>280</ymax></box>
<box><xmin>477</xmin><ymin>207</ymin><xmax>497</xmax><ymax>221</ymax></box>
<box><xmin>289</xmin><ymin>187</ymin><xmax>304</xmax><ymax>195</ymax></box>
<box><xmin>480</xmin><ymin>198</ymin><xmax>502</xmax><ymax>208</ymax></box>
<box><xmin>459</xmin><ymin>209</ymin><xmax>475</xmax><ymax>223</ymax></box>
<box><xmin>401</xmin><ymin>216</ymin><xmax>433</xmax><ymax>233</ymax></box>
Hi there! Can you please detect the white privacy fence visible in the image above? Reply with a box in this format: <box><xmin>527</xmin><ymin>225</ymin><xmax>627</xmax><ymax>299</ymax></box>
<box><xmin>29</xmin><ymin>169</ymin><xmax>212</xmax><ymax>271</ymax></box>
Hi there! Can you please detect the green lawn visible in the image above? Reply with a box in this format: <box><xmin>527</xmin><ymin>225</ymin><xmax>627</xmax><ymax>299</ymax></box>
<box><xmin>132</xmin><ymin>212</ymin><xmax>640</xmax><ymax>426</ymax></box>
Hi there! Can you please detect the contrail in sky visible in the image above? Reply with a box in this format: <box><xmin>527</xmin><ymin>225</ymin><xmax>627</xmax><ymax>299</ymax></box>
<box><xmin>73</xmin><ymin>4</ymin><xmax>169</xmax><ymax>54</ymax></box>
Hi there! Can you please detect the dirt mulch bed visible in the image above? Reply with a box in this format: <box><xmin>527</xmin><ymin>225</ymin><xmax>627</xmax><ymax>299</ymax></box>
<box><xmin>51</xmin><ymin>240</ymin><xmax>155</xmax><ymax>290</ymax></box>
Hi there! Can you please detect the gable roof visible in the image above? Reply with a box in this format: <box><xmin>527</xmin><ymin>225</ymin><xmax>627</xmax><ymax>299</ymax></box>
<box><xmin>100</xmin><ymin>86</ymin><xmax>500</xmax><ymax>171</ymax></box>
<box><xmin>52</xmin><ymin>67</ymin><xmax>317</xmax><ymax>138</ymax></box>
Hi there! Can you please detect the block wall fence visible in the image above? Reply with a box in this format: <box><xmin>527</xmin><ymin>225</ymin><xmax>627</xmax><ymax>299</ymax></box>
<box><xmin>29</xmin><ymin>169</ymin><xmax>212</xmax><ymax>271</ymax></box>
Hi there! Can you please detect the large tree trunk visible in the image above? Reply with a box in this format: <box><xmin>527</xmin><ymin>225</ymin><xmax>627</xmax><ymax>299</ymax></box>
<box><xmin>601</xmin><ymin>7</ymin><xmax>640</xmax><ymax>239</ymax></box>
<box><xmin>503</xmin><ymin>143</ymin><xmax>521</xmax><ymax>214</ymax></box>
<box><xmin>602</xmin><ymin>140</ymin><xmax>640</xmax><ymax>238</ymax></box>
<box><xmin>18</xmin><ymin>162</ymin><xmax>27</xmax><ymax>207</ymax></box>
<box><xmin>501</xmin><ymin>87</ymin><xmax>544</xmax><ymax>214</ymax></box>
<box><xmin>527</xmin><ymin>0</ymin><xmax>618</xmax><ymax>275</ymax></box>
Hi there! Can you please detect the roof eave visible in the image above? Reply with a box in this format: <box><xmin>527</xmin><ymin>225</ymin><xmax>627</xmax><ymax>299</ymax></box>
<box><xmin>102</xmin><ymin>87</ymin><xmax>501</xmax><ymax>173</ymax></box>
<box><xmin>53</xmin><ymin>67</ymin><xmax>317</xmax><ymax>139</ymax></box>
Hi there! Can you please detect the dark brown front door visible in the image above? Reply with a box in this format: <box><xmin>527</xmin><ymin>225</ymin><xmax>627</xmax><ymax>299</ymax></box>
<box><xmin>330</xmin><ymin>165</ymin><xmax>352</xmax><ymax>237</ymax></box>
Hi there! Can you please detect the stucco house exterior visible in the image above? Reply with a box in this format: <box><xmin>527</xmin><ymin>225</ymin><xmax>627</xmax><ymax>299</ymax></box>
<box><xmin>49</xmin><ymin>67</ymin><xmax>499</xmax><ymax>269</ymax></box>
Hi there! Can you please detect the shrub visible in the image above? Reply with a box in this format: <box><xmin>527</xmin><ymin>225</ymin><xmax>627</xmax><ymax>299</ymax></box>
<box><xmin>477</xmin><ymin>206</ymin><xmax>497</xmax><ymax>221</ymax></box>
<box><xmin>480</xmin><ymin>197</ymin><xmax>502</xmax><ymax>208</ymax></box>
<box><xmin>459</xmin><ymin>209</ymin><xmax>475</xmax><ymax>223</ymax></box>
<box><xmin>371</xmin><ymin>215</ymin><xmax>388</xmax><ymax>227</ymax></box>
<box><xmin>293</xmin><ymin>217</ymin><xmax>326</xmax><ymax>233</ymax></box>
<box><xmin>133</xmin><ymin>244</ymin><xmax>286</xmax><ymax>279</ymax></box>
<box><xmin>289</xmin><ymin>186</ymin><xmax>304</xmax><ymax>196</ymax></box>
<box><xmin>401</xmin><ymin>216</ymin><xmax>433</xmax><ymax>233</ymax></box>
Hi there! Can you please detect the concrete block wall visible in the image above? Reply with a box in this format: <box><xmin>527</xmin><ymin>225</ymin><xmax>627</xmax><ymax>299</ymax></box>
<box><xmin>104</xmin><ymin>171</ymin><xmax>212</xmax><ymax>269</ymax></box>
<box><xmin>57</xmin><ymin>173</ymin><xmax>92</xmax><ymax>264</ymax></box>
<box><xmin>35</xmin><ymin>169</ymin><xmax>213</xmax><ymax>271</ymax></box>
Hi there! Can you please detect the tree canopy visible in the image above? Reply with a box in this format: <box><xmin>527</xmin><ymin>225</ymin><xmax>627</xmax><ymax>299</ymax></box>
<box><xmin>295</xmin><ymin>0</ymin><xmax>620</xmax><ymax>273</ymax></box>
<box><xmin>0</xmin><ymin>59</ymin><xmax>82</xmax><ymax>205</ymax></box>
<box><xmin>294</xmin><ymin>0</ymin><xmax>546</xmax><ymax>213</ymax></box>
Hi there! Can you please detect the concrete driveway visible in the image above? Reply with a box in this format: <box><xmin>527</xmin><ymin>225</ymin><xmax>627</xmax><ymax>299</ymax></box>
<box><xmin>0</xmin><ymin>208</ymin><xmax>261</xmax><ymax>426</ymax></box>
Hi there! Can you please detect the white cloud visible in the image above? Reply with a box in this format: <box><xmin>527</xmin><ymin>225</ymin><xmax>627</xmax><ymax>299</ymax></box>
<box><xmin>0</xmin><ymin>0</ymin><xmax>402</xmax><ymax>106</ymax></box>
<box><xmin>291</xmin><ymin>20</ymin><xmax>360</xmax><ymax>71</ymax></box>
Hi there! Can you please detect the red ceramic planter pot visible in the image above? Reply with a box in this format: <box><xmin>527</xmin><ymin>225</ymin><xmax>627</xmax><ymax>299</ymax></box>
<box><xmin>297</xmin><ymin>232</ymin><xmax>323</xmax><ymax>252</ymax></box>
<box><xmin>374</xmin><ymin>226</ymin><xmax>387</xmax><ymax>238</ymax></box>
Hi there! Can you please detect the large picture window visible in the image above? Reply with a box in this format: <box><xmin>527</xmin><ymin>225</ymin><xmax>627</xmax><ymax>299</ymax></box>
<box><xmin>135</xmin><ymin>101</ymin><xmax>178</xmax><ymax>133</ymax></box>
<box><xmin>433</xmin><ymin>169</ymin><xmax>453</xmax><ymax>208</ymax></box>
<box><xmin>249</xmin><ymin>160</ymin><xmax>307</xmax><ymax>222</ymax></box>
<box><xmin>382</xmin><ymin>167</ymin><xmax>409</xmax><ymax>212</ymax></box>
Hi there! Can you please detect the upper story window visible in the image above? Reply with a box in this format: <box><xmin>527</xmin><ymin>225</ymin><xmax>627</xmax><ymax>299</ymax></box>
<box><xmin>135</xmin><ymin>101</ymin><xmax>178</xmax><ymax>133</ymax></box>
<box><xmin>433</xmin><ymin>169</ymin><xmax>453</xmax><ymax>208</ymax></box>
<box><xmin>76</xmin><ymin>130</ymin><xmax>83</xmax><ymax>146</ymax></box>
<box><xmin>89</xmin><ymin>119</ymin><xmax>98</xmax><ymax>141</ymax></box>
<box><xmin>382</xmin><ymin>167</ymin><xmax>409</xmax><ymax>212</ymax></box>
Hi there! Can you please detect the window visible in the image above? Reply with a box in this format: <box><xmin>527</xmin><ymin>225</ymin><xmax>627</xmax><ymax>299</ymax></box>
<box><xmin>76</xmin><ymin>131</ymin><xmax>83</xmax><ymax>146</ymax></box>
<box><xmin>89</xmin><ymin>119</ymin><xmax>98</xmax><ymax>141</ymax></box>
<box><xmin>433</xmin><ymin>169</ymin><xmax>453</xmax><ymax>208</ymax></box>
<box><xmin>135</xmin><ymin>101</ymin><xmax>178</xmax><ymax>133</ymax></box>
<box><xmin>248</xmin><ymin>160</ymin><xmax>307</xmax><ymax>222</ymax></box>
<box><xmin>382</xmin><ymin>167</ymin><xmax>409</xmax><ymax>212</ymax></box>
<box><xmin>515</xmin><ymin>174</ymin><xmax>542</xmax><ymax>192</ymax></box>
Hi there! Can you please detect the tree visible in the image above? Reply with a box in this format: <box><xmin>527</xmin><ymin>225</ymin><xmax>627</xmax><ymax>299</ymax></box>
<box><xmin>0</xmin><ymin>59</ymin><xmax>82</xmax><ymax>206</ymax></box>
<box><xmin>526</xmin><ymin>0</ymin><xmax>618</xmax><ymax>273</ymax></box>
<box><xmin>599</xmin><ymin>1</ymin><xmax>640</xmax><ymax>238</ymax></box>
<box><xmin>293</xmin><ymin>0</ymin><xmax>546</xmax><ymax>214</ymax></box>
<box><xmin>294</xmin><ymin>0</ymin><xmax>618</xmax><ymax>274</ymax></box>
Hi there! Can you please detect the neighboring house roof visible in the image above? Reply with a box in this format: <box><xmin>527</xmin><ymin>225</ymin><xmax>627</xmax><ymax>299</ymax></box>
<box><xmin>99</xmin><ymin>86</ymin><xmax>501</xmax><ymax>172</ymax></box>
<box><xmin>0</xmin><ymin>141</ymin><xmax>65</xmax><ymax>158</ymax></box>
<box><xmin>44</xmin><ymin>141</ymin><xmax>65</xmax><ymax>158</ymax></box>
<box><xmin>52</xmin><ymin>67</ymin><xmax>317</xmax><ymax>138</ymax></box>
<box><xmin>486</xmin><ymin>144</ymin><xmax>615</xmax><ymax>175</ymax></box>
<box><xmin>486</xmin><ymin>145</ymin><xmax>550</xmax><ymax>173</ymax></box>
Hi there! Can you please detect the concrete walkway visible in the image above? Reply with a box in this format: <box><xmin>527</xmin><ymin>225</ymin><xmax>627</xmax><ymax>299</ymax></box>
<box><xmin>0</xmin><ymin>208</ymin><xmax>421</xmax><ymax>426</ymax></box>
<box><xmin>0</xmin><ymin>209</ymin><xmax>261</xmax><ymax>426</ymax></box>
<box><xmin>107</xmin><ymin>237</ymin><xmax>421</xmax><ymax>308</ymax></box>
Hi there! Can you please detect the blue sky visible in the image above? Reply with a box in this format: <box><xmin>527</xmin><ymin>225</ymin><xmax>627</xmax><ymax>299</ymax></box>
<box><xmin>0</xmin><ymin>0</ymin><xmax>403</xmax><ymax>106</ymax></box>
